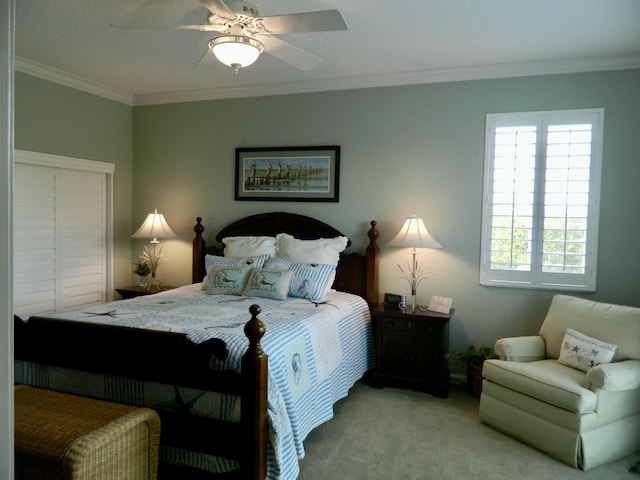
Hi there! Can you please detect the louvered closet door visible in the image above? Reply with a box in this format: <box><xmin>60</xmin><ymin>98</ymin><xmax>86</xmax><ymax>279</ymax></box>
<box><xmin>14</xmin><ymin>163</ymin><xmax>56</xmax><ymax>316</ymax></box>
<box><xmin>14</xmin><ymin>163</ymin><xmax>107</xmax><ymax>317</ymax></box>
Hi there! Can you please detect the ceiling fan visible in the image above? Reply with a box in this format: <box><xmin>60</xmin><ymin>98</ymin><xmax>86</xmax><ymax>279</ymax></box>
<box><xmin>120</xmin><ymin>0</ymin><xmax>348</xmax><ymax>74</ymax></box>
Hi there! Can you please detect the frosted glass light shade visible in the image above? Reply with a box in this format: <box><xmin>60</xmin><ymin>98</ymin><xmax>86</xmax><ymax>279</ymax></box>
<box><xmin>211</xmin><ymin>35</ymin><xmax>264</xmax><ymax>68</ymax></box>
<box><xmin>388</xmin><ymin>215</ymin><xmax>442</xmax><ymax>249</ymax></box>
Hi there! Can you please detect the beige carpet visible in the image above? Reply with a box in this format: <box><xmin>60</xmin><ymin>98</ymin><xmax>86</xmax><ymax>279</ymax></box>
<box><xmin>298</xmin><ymin>380</ymin><xmax>639</xmax><ymax>479</ymax></box>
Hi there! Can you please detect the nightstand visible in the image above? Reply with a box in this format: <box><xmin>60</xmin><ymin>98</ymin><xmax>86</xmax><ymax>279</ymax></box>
<box><xmin>115</xmin><ymin>285</ymin><xmax>174</xmax><ymax>299</ymax></box>
<box><xmin>371</xmin><ymin>303</ymin><xmax>452</xmax><ymax>398</ymax></box>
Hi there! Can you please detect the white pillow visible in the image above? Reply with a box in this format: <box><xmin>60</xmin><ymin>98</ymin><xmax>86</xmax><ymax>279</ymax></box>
<box><xmin>223</xmin><ymin>236</ymin><xmax>276</xmax><ymax>257</ymax></box>
<box><xmin>558</xmin><ymin>328</ymin><xmax>617</xmax><ymax>372</ymax></box>
<box><xmin>275</xmin><ymin>233</ymin><xmax>348</xmax><ymax>266</ymax></box>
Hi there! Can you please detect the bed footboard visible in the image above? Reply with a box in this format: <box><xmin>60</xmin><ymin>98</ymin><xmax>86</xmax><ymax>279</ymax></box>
<box><xmin>14</xmin><ymin>305</ymin><xmax>268</xmax><ymax>480</ymax></box>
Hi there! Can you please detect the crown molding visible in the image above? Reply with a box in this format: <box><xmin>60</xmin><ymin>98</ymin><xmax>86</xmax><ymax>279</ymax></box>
<box><xmin>132</xmin><ymin>54</ymin><xmax>640</xmax><ymax>105</ymax></box>
<box><xmin>15</xmin><ymin>54</ymin><xmax>640</xmax><ymax>107</ymax></box>
<box><xmin>15</xmin><ymin>57</ymin><xmax>134</xmax><ymax>105</ymax></box>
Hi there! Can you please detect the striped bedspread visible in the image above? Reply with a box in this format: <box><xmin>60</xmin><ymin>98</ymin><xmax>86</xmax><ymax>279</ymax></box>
<box><xmin>16</xmin><ymin>284</ymin><xmax>375</xmax><ymax>480</ymax></box>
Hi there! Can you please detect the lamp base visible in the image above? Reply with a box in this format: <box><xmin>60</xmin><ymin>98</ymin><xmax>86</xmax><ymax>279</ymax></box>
<box><xmin>144</xmin><ymin>272</ymin><xmax>165</xmax><ymax>293</ymax></box>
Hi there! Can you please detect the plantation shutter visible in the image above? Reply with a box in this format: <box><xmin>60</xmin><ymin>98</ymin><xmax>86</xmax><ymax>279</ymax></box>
<box><xmin>14</xmin><ymin>151</ymin><xmax>114</xmax><ymax>317</ymax></box>
<box><xmin>480</xmin><ymin>109</ymin><xmax>603</xmax><ymax>291</ymax></box>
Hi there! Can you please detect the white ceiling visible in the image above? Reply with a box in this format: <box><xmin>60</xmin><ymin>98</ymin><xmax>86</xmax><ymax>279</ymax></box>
<box><xmin>15</xmin><ymin>0</ymin><xmax>640</xmax><ymax>105</ymax></box>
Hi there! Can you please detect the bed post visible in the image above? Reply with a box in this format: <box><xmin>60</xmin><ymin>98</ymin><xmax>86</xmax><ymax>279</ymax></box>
<box><xmin>192</xmin><ymin>217</ymin><xmax>205</xmax><ymax>283</ymax></box>
<box><xmin>365</xmin><ymin>220</ymin><xmax>379</xmax><ymax>307</ymax></box>
<box><xmin>241</xmin><ymin>305</ymin><xmax>268</xmax><ymax>480</ymax></box>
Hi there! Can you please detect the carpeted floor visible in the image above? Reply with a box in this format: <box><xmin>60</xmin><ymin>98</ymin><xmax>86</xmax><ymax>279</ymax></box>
<box><xmin>297</xmin><ymin>380</ymin><xmax>639</xmax><ymax>479</ymax></box>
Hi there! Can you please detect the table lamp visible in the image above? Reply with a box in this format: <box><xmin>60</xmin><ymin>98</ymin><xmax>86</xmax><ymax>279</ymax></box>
<box><xmin>131</xmin><ymin>208</ymin><xmax>177</xmax><ymax>290</ymax></box>
<box><xmin>388</xmin><ymin>213</ymin><xmax>442</xmax><ymax>312</ymax></box>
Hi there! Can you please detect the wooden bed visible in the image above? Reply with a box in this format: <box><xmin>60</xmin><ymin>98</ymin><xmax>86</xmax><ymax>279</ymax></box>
<box><xmin>15</xmin><ymin>212</ymin><xmax>380</xmax><ymax>480</ymax></box>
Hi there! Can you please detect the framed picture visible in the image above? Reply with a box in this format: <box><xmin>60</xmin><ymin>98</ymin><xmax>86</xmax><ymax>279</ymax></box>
<box><xmin>428</xmin><ymin>295</ymin><xmax>453</xmax><ymax>314</ymax></box>
<box><xmin>235</xmin><ymin>146</ymin><xmax>340</xmax><ymax>202</ymax></box>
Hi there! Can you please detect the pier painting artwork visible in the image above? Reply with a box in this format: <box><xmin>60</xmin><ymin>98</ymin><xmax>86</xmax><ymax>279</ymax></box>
<box><xmin>235</xmin><ymin>146</ymin><xmax>340</xmax><ymax>202</ymax></box>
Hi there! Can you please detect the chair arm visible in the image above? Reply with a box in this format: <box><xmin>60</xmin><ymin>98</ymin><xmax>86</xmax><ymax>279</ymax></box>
<box><xmin>494</xmin><ymin>336</ymin><xmax>546</xmax><ymax>362</ymax></box>
<box><xmin>586</xmin><ymin>359</ymin><xmax>640</xmax><ymax>391</ymax></box>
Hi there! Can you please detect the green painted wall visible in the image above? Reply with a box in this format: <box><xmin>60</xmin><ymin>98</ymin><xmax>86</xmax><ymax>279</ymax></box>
<box><xmin>14</xmin><ymin>72</ymin><xmax>133</xmax><ymax>289</ymax></box>
<box><xmin>12</xmin><ymin>68</ymin><xmax>638</xmax><ymax>353</ymax></box>
<box><xmin>132</xmin><ymin>69</ymin><xmax>640</xmax><ymax>351</ymax></box>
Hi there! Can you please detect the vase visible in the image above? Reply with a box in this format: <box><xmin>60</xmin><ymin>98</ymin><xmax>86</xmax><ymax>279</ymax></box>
<box><xmin>136</xmin><ymin>274</ymin><xmax>149</xmax><ymax>287</ymax></box>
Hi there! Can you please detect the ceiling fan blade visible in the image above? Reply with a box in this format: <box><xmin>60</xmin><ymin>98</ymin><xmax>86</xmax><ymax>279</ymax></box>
<box><xmin>260</xmin><ymin>10</ymin><xmax>347</xmax><ymax>34</ymax></box>
<box><xmin>260</xmin><ymin>36</ymin><xmax>323</xmax><ymax>72</ymax></box>
<box><xmin>199</xmin><ymin>0</ymin><xmax>235</xmax><ymax>19</ymax></box>
<box><xmin>110</xmin><ymin>23</ymin><xmax>224</xmax><ymax>32</ymax></box>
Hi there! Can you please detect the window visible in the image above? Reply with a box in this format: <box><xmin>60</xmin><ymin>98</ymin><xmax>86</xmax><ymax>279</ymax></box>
<box><xmin>13</xmin><ymin>150</ymin><xmax>114</xmax><ymax>317</ymax></box>
<box><xmin>480</xmin><ymin>109</ymin><xmax>603</xmax><ymax>291</ymax></box>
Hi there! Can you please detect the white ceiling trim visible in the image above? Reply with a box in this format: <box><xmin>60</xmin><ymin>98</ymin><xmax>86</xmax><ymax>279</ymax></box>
<box><xmin>134</xmin><ymin>54</ymin><xmax>640</xmax><ymax>106</ymax></box>
<box><xmin>15</xmin><ymin>57</ymin><xmax>134</xmax><ymax>105</ymax></box>
<box><xmin>16</xmin><ymin>54</ymin><xmax>640</xmax><ymax>107</ymax></box>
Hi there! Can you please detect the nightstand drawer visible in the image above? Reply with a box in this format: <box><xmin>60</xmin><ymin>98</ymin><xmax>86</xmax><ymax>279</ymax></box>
<box><xmin>380</xmin><ymin>316</ymin><xmax>439</xmax><ymax>336</ymax></box>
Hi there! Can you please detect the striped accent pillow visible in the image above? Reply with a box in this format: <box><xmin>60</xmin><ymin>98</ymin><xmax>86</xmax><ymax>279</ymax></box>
<box><xmin>265</xmin><ymin>257</ymin><xmax>336</xmax><ymax>302</ymax></box>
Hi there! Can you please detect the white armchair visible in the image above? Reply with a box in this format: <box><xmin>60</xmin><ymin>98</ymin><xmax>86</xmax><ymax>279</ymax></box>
<box><xmin>479</xmin><ymin>294</ymin><xmax>640</xmax><ymax>470</ymax></box>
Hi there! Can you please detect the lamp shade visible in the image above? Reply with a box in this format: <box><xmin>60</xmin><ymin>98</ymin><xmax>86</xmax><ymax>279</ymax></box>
<box><xmin>131</xmin><ymin>208</ymin><xmax>177</xmax><ymax>241</ymax></box>
<box><xmin>388</xmin><ymin>215</ymin><xmax>442</xmax><ymax>249</ymax></box>
<box><xmin>211</xmin><ymin>35</ymin><xmax>264</xmax><ymax>68</ymax></box>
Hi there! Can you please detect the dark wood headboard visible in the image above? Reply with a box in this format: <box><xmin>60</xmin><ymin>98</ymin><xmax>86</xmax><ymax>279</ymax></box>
<box><xmin>192</xmin><ymin>212</ymin><xmax>379</xmax><ymax>306</ymax></box>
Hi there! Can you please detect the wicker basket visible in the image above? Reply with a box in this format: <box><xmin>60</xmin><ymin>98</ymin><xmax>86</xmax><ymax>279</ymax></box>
<box><xmin>15</xmin><ymin>385</ymin><xmax>160</xmax><ymax>480</ymax></box>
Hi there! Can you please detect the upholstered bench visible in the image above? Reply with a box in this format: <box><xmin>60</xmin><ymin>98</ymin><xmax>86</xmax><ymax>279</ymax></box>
<box><xmin>14</xmin><ymin>385</ymin><xmax>160</xmax><ymax>480</ymax></box>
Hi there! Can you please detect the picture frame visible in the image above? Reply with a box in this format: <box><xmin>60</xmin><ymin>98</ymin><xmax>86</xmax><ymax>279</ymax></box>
<box><xmin>428</xmin><ymin>295</ymin><xmax>453</xmax><ymax>314</ymax></box>
<box><xmin>235</xmin><ymin>146</ymin><xmax>340</xmax><ymax>202</ymax></box>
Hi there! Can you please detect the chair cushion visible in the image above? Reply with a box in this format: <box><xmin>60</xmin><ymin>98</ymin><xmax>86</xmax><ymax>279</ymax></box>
<box><xmin>483</xmin><ymin>358</ymin><xmax>597</xmax><ymax>414</ymax></box>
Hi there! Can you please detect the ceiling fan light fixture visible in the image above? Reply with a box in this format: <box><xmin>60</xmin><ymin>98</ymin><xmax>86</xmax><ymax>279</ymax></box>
<box><xmin>210</xmin><ymin>35</ymin><xmax>264</xmax><ymax>72</ymax></box>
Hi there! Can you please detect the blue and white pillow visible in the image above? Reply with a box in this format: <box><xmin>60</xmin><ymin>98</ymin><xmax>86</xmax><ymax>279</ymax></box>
<box><xmin>243</xmin><ymin>268</ymin><xmax>294</xmax><ymax>300</ymax></box>
<box><xmin>265</xmin><ymin>257</ymin><xmax>336</xmax><ymax>302</ymax></box>
<box><xmin>205</xmin><ymin>265</ymin><xmax>252</xmax><ymax>295</ymax></box>
<box><xmin>205</xmin><ymin>254</ymin><xmax>270</xmax><ymax>269</ymax></box>
<box><xmin>203</xmin><ymin>254</ymin><xmax>270</xmax><ymax>288</ymax></box>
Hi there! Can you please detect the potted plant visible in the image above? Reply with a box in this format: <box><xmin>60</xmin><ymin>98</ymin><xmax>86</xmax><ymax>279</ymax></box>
<box><xmin>446</xmin><ymin>345</ymin><xmax>498</xmax><ymax>397</ymax></box>
<box><xmin>133</xmin><ymin>261</ymin><xmax>151</xmax><ymax>287</ymax></box>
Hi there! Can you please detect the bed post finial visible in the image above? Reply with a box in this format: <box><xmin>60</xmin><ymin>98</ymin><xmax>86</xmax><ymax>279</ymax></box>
<box><xmin>192</xmin><ymin>217</ymin><xmax>206</xmax><ymax>284</ymax></box>
<box><xmin>244</xmin><ymin>304</ymin><xmax>266</xmax><ymax>357</ymax></box>
<box><xmin>366</xmin><ymin>220</ymin><xmax>380</xmax><ymax>307</ymax></box>
<box><xmin>241</xmin><ymin>304</ymin><xmax>268</xmax><ymax>480</ymax></box>
<box><xmin>368</xmin><ymin>220</ymin><xmax>379</xmax><ymax>244</ymax></box>
<box><xmin>194</xmin><ymin>217</ymin><xmax>204</xmax><ymax>237</ymax></box>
